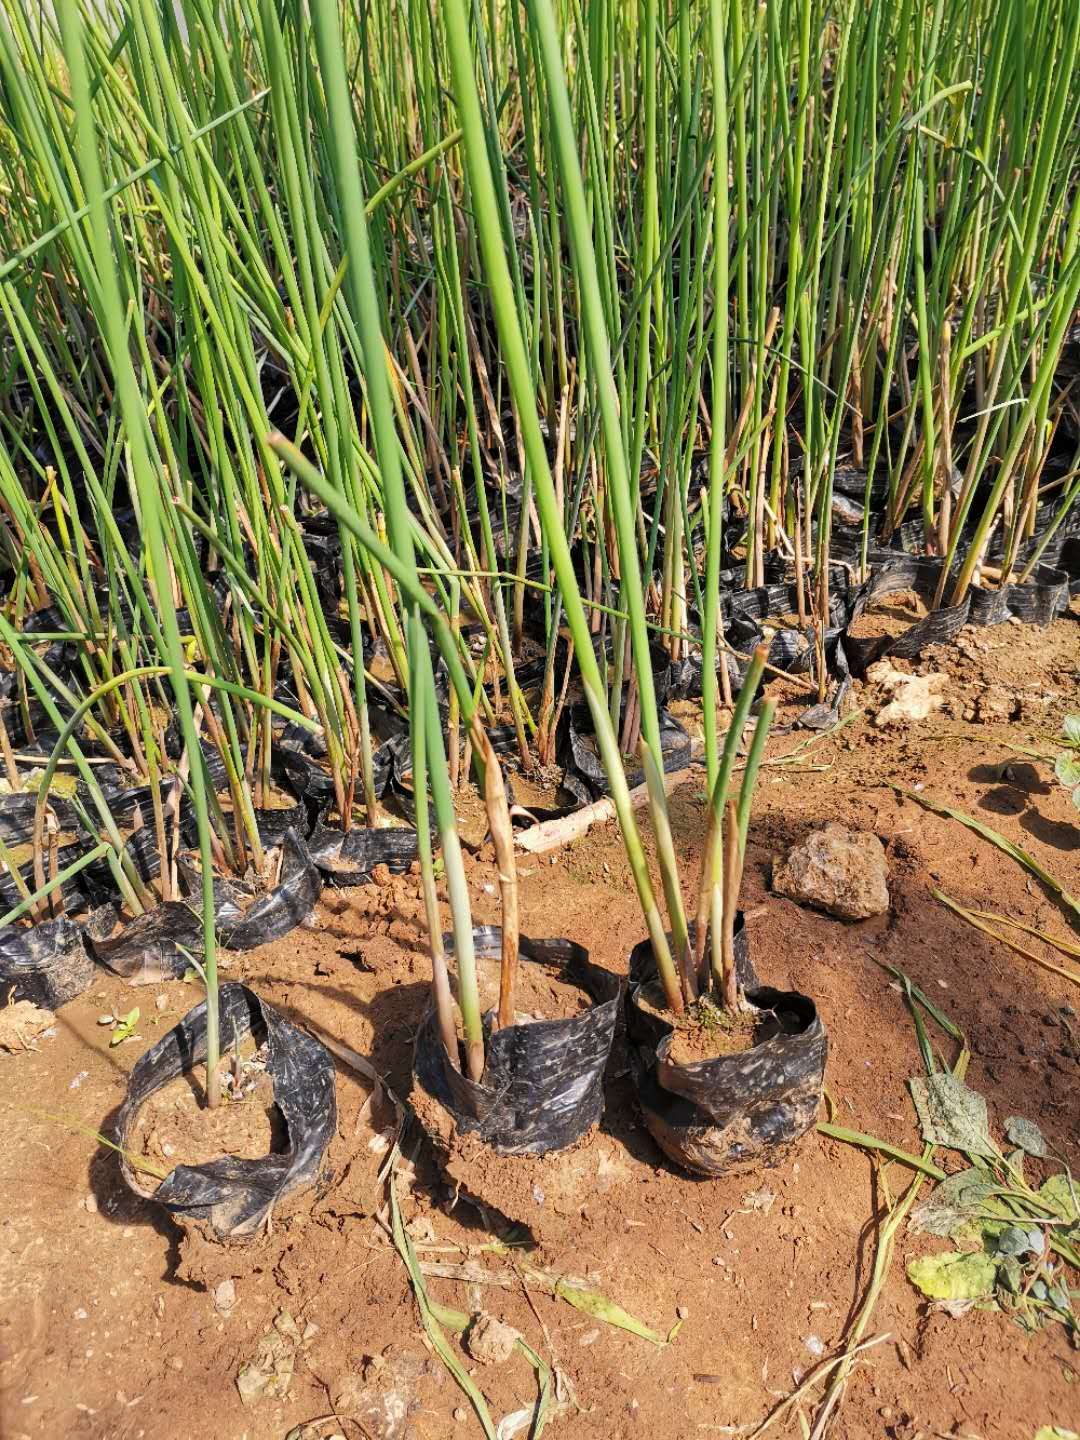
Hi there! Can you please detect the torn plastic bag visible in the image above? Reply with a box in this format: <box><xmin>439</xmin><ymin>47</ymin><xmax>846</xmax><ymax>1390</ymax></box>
<box><xmin>992</xmin><ymin>564</ymin><xmax>1070</xmax><ymax>625</ymax></box>
<box><xmin>90</xmin><ymin>780</ymin><xmax>166</xmax><ymax>830</ymax></box>
<box><xmin>0</xmin><ymin>789</ymin><xmax>77</xmax><ymax>844</ymax></box>
<box><xmin>160</xmin><ymin>726</ymin><xmax>229</xmax><ymax>786</ymax></box>
<box><xmin>505</xmin><ymin>775</ymin><xmax>593</xmax><ymax>828</ymax></box>
<box><xmin>181</xmin><ymin>793</ymin><xmax>309</xmax><ymax>850</ymax></box>
<box><xmin>251</xmin><ymin>798</ymin><xmax>309</xmax><ymax>846</ymax></box>
<box><xmin>562</xmin><ymin>703</ymin><xmax>691</xmax><ymax>799</ymax></box>
<box><xmin>0</xmin><ymin>838</ymin><xmax>94</xmax><ymax>914</ymax></box>
<box><xmin>218</xmin><ymin>828</ymin><xmax>322</xmax><ymax>950</ymax></box>
<box><xmin>87</xmin><ymin>900</ymin><xmax>204</xmax><ymax>984</ymax></box>
<box><xmin>413</xmin><ymin>928</ymin><xmax>620</xmax><ymax>1155</ymax></box>
<box><xmin>307</xmin><ymin>818</ymin><xmax>418</xmax><ymax>886</ymax></box>
<box><xmin>274</xmin><ymin>726</ymin><xmax>395</xmax><ymax>805</ymax></box>
<box><xmin>120</xmin><ymin>827</ymin><xmax>164</xmax><ymax>884</ymax></box>
<box><xmin>174</xmin><ymin>859</ymin><xmax>247</xmax><ymax>930</ymax></box>
<box><xmin>844</xmin><ymin>548</ymin><xmax>1071</xmax><ymax>670</ymax></box>
<box><xmin>0</xmin><ymin>916</ymin><xmax>93</xmax><ymax>1008</ymax></box>
<box><xmin>114</xmin><ymin>982</ymin><xmax>336</xmax><ymax>1239</ymax></box>
<box><xmin>625</xmin><ymin>916</ymin><xmax>827</xmax><ymax>1176</ymax></box>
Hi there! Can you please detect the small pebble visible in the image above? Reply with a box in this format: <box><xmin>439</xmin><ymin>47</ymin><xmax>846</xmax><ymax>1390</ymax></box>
<box><xmin>676</xmin><ymin>1305</ymin><xmax>689</xmax><ymax>1320</ymax></box>
<box><xmin>578</xmin><ymin>1328</ymin><xmax>601</xmax><ymax>1347</ymax></box>
<box><xmin>155</xmin><ymin>994</ymin><xmax>168</xmax><ymax>1012</ymax></box>
<box><xmin>454</xmin><ymin>1408</ymin><xmax>468</xmax><ymax>1424</ymax></box>
<box><xmin>83</xmin><ymin>1195</ymin><xmax>98</xmax><ymax>1214</ymax></box>
<box><xmin>212</xmin><ymin>1279</ymin><xmax>237</xmax><ymax>1314</ymax></box>
<box><xmin>73</xmin><ymin>1308</ymin><xmax>88</xmax><ymax>1321</ymax></box>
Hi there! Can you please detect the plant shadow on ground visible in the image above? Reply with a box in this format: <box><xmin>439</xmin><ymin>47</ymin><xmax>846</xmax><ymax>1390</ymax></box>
<box><xmin>661</xmin><ymin>786</ymin><xmax>1079</xmax><ymax>1286</ymax></box>
<box><xmin>64</xmin><ymin>772</ymin><xmax>1079</xmax><ymax>1423</ymax></box>
<box><xmin>972</xmin><ymin>778</ymin><xmax>1079</xmax><ymax>851</ymax></box>
<box><xmin>86</xmin><ymin>1100</ymin><xmax>193</xmax><ymax>1285</ymax></box>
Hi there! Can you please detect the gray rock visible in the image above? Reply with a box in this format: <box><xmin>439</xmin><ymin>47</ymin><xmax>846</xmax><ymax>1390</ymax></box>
<box><xmin>772</xmin><ymin>824</ymin><xmax>889</xmax><ymax>920</ymax></box>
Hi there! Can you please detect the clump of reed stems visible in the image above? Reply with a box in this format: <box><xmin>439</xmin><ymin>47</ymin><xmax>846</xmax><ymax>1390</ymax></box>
<box><xmin>0</xmin><ymin>0</ymin><xmax>1077</xmax><ymax>1085</ymax></box>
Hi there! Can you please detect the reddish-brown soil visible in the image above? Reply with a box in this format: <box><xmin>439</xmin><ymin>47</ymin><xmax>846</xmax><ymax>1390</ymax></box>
<box><xmin>130</xmin><ymin>1044</ymin><xmax>279</xmax><ymax>1188</ymax></box>
<box><xmin>1</xmin><ymin>602</ymin><xmax>1078</xmax><ymax>1440</ymax></box>
<box><xmin>639</xmin><ymin>987</ymin><xmax>760</xmax><ymax>1064</ymax></box>
<box><xmin>846</xmin><ymin>588</ymin><xmax>930</xmax><ymax>644</ymax></box>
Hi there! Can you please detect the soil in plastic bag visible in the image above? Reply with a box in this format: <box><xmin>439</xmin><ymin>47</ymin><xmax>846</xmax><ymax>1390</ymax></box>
<box><xmin>114</xmin><ymin>982</ymin><xmax>336</xmax><ymax>1239</ymax></box>
<box><xmin>562</xmin><ymin>702</ymin><xmax>691</xmax><ymax>799</ymax></box>
<box><xmin>412</xmin><ymin>928</ymin><xmax>620</xmax><ymax>1157</ymax></box>
<box><xmin>625</xmin><ymin>915</ymin><xmax>827</xmax><ymax>1177</ymax></box>
<box><xmin>87</xmin><ymin>900</ymin><xmax>205</xmax><ymax>985</ymax></box>
<box><xmin>0</xmin><ymin>915</ymin><xmax>93</xmax><ymax>1008</ymax></box>
<box><xmin>176</xmin><ymin>828</ymin><xmax>323</xmax><ymax>951</ymax></box>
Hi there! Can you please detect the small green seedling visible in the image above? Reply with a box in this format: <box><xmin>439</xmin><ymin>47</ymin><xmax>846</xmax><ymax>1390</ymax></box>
<box><xmin>108</xmin><ymin>1008</ymin><xmax>141</xmax><ymax>1047</ymax></box>
<box><xmin>1053</xmin><ymin>716</ymin><xmax>1080</xmax><ymax>811</ymax></box>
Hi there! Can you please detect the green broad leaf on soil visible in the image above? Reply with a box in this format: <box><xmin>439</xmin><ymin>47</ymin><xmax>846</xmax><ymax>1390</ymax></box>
<box><xmin>1005</xmin><ymin>1116</ymin><xmax>1048</xmax><ymax>1158</ymax></box>
<box><xmin>1062</xmin><ymin>715</ymin><xmax>1080</xmax><ymax>745</ymax></box>
<box><xmin>1054</xmin><ymin>752</ymin><xmax>1080</xmax><ymax>787</ymax></box>
<box><xmin>1072</xmin><ymin>786</ymin><xmax>1080</xmax><ymax>813</ymax></box>
<box><xmin>907</xmin><ymin>1250</ymin><xmax>999</xmax><ymax>1302</ymax></box>
<box><xmin>909</xmin><ymin>1073</ymin><xmax>996</xmax><ymax>1157</ymax></box>
<box><xmin>909</xmin><ymin>1170</ymin><xmax>1000</xmax><ymax>1238</ymax></box>
<box><xmin>550</xmin><ymin>1277</ymin><xmax>668</xmax><ymax>1346</ymax></box>
<box><xmin>109</xmin><ymin>1007</ymin><xmax>140</xmax><ymax>1047</ymax></box>
<box><xmin>1005</xmin><ymin>1148</ymin><xmax>1027</xmax><ymax>1176</ymax></box>
<box><xmin>1034</xmin><ymin>1429</ymin><xmax>1079</xmax><ymax>1440</ymax></box>
<box><xmin>998</xmin><ymin>1255</ymin><xmax>1024</xmax><ymax>1294</ymax></box>
<box><xmin>991</xmin><ymin>1225</ymin><xmax>1043</xmax><ymax>1258</ymax></box>
<box><xmin>1037</xmin><ymin>1173</ymin><xmax>1080</xmax><ymax>1222</ymax></box>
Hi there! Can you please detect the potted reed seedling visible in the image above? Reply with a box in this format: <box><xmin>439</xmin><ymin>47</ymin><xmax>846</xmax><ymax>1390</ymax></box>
<box><xmin>401</xmin><ymin>614</ymin><xmax>621</xmax><ymax>1159</ymax></box>
<box><xmin>625</xmin><ymin>644</ymin><xmax>828</xmax><ymax>1176</ymax></box>
<box><xmin>50</xmin><ymin>2</ymin><xmax>339</xmax><ymax>1241</ymax></box>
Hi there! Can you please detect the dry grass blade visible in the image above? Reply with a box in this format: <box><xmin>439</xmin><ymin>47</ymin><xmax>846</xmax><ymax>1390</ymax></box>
<box><xmin>389</xmin><ymin>1171</ymin><xmax>553</xmax><ymax>1437</ymax></box>
<box><xmin>748</xmin><ymin>1333</ymin><xmax>891</xmax><ymax>1438</ymax></box>
<box><xmin>11</xmin><ymin>1104</ymin><xmax>169</xmax><ymax>1181</ymax></box>
<box><xmin>478</xmin><ymin>724</ymin><xmax>519</xmax><ymax>1030</ymax></box>
<box><xmin>389</xmin><ymin>1168</ymin><xmax>500</xmax><ymax>1438</ymax></box>
<box><xmin>417</xmin><ymin>1257</ymin><xmax>676</xmax><ymax>1345</ymax></box>
<box><xmin>795</xmin><ymin>1160</ymin><xmax>930</xmax><ymax>1440</ymax></box>
<box><xmin>931</xmin><ymin>888</ymin><xmax>1080</xmax><ymax>988</ymax></box>
<box><xmin>894</xmin><ymin>787</ymin><xmax>1080</xmax><ymax>926</ymax></box>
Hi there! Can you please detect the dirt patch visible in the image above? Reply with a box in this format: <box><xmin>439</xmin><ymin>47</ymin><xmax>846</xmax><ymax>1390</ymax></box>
<box><xmin>127</xmin><ymin>1043</ymin><xmax>279</xmax><ymax>1187</ymax></box>
<box><xmin>0</xmin><ymin>602</ymin><xmax>1077</xmax><ymax>1440</ymax></box>
<box><xmin>473</xmin><ymin>949</ymin><xmax>593</xmax><ymax>1023</ymax></box>
<box><xmin>847</xmin><ymin>586</ymin><xmax>930</xmax><ymax>643</ymax></box>
<box><xmin>408</xmin><ymin>1084</ymin><xmax>620</xmax><ymax>1240</ymax></box>
<box><xmin>638</xmin><ymin>984</ymin><xmax>760</xmax><ymax>1062</ymax></box>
